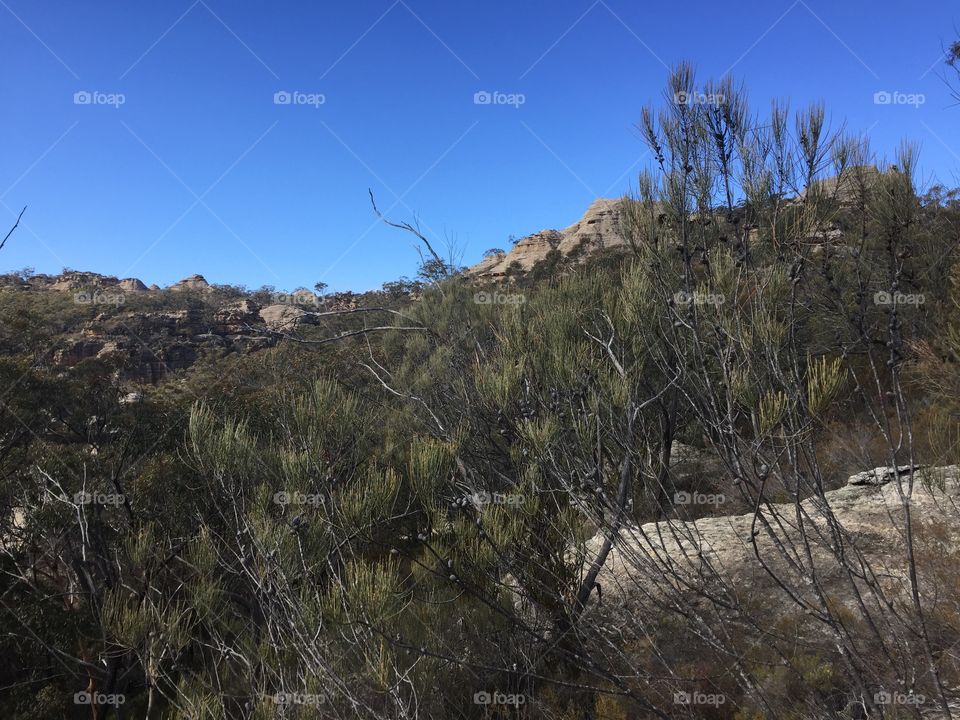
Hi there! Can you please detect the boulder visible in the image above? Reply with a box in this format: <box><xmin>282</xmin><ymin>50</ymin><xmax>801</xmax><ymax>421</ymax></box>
<box><xmin>118</xmin><ymin>278</ymin><xmax>148</xmax><ymax>293</ymax></box>
<box><xmin>846</xmin><ymin>464</ymin><xmax>922</xmax><ymax>486</ymax></box>
<box><xmin>585</xmin><ymin>465</ymin><xmax>960</xmax><ymax>611</ymax></box>
<box><xmin>259</xmin><ymin>304</ymin><xmax>307</xmax><ymax>331</ymax></box>
<box><xmin>169</xmin><ymin>274</ymin><xmax>210</xmax><ymax>292</ymax></box>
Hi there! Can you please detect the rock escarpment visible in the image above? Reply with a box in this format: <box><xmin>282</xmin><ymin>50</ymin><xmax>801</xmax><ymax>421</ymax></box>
<box><xmin>0</xmin><ymin>271</ymin><xmax>333</xmax><ymax>384</ymax></box>
<box><xmin>466</xmin><ymin>198</ymin><xmax>626</xmax><ymax>280</ymax></box>
<box><xmin>466</xmin><ymin>167</ymin><xmax>894</xmax><ymax>281</ymax></box>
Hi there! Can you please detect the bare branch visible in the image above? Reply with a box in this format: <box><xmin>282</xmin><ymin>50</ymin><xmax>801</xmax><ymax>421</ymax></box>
<box><xmin>0</xmin><ymin>206</ymin><xmax>26</xmax><ymax>252</ymax></box>
<box><xmin>368</xmin><ymin>189</ymin><xmax>446</xmax><ymax>271</ymax></box>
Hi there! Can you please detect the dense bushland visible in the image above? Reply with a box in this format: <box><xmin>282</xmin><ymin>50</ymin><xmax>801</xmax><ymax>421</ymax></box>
<box><xmin>3</xmin><ymin>66</ymin><xmax>960</xmax><ymax>719</ymax></box>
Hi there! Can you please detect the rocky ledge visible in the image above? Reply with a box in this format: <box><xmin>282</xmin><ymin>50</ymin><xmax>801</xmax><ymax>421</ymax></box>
<box><xmin>585</xmin><ymin>464</ymin><xmax>960</xmax><ymax>611</ymax></box>
<box><xmin>465</xmin><ymin>198</ymin><xmax>626</xmax><ymax>280</ymax></box>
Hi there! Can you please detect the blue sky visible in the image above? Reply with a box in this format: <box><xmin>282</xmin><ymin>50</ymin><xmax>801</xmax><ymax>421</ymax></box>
<box><xmin>1</xmin><ymin>0</ymin><xmax>958</xmax><ymax>292</ymax></box>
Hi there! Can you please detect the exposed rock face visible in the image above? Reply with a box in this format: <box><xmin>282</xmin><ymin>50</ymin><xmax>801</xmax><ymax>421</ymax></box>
<box><xmin>214</xmin><ymin>299</ymin><xmax>262</xmax><ymax>335</ymax></box>
<box><xmin>0</xmin><ymin>269</ymin><xmax>375</xmax><ymax>385</ymax></box>
<box><xmin>799</xmin><ymin>165</ymin><xmax>884</xmax><ymax>205</ymax></box>
<box><xmin>259</xmin><ymin>304</ymin><xmax>308</xmax><ymax>331</ymax></box>
<box><xmin>49</xmin><ymin>271</ymin><xmax>121</xmax><ymax>292</ymax></box>
<box><xmin>585</xmin><ymin>465</ymin><xmax>960</xmax><ymax>610</ymax></box>
<box><xmin>170</xmin><ymin>274</ymin><xmax>211</xmax><ymax>292</ymax></box>
<box><xmin>846</xmin><ymin>464</ymin><xmax>922</xmax><ymax>486</ymax></box>
<box><xmin>0</xmin><ymin>270</ymin><xmax>152</xmax><ymax>294</ymax></box>
<box><xmin>118</xmin><ymin>278</ymin><xmax>148</xmax><ymax>293</ymax></box>
<box><xmin>466</xmin><ymin>168</ymin><xmax>894</xmax><ymax>281</ymax></box>
<box><xmin>53</xmin><ymin>339</ymin><xmax>107</xmax><ymax>366</ymax></box>
<box><xmin>45</xmin><ymin>294</ymin><xmax>323</xmax><ymax>383</ymax></box>
<box><xmin>466</xmin><ymin>198</ymin><xmax>625</xmax><ymax>279</ymax></box>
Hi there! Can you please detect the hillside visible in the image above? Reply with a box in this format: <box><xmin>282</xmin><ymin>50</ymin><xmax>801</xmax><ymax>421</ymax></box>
<box><xmin>0</xmin><ymin>270</ymin><xmax>388</xmax><ymax>384</ymax></box>
<box><xmin>3</xmin><ymin>67</ymin><xmax>960</xmax><ymax>720</ymax></box>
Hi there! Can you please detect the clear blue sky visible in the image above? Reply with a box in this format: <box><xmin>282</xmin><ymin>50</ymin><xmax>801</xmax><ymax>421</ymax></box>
<box><xmin>1</xmin><ymin>0</ymin><xmax>958</xmax><ymax>292</ymax></box>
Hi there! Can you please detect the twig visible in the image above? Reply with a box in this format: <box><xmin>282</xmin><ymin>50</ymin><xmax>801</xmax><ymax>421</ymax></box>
<box><xmin>0</xmin><ymin>206</ymin><xmax>26</xmax><ymax>252</ymax></box>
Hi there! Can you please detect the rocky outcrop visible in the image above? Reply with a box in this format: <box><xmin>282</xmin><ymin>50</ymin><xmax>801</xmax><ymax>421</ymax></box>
<box><xmin>846</xmin><ymin>464</ymin><xmax>922</xmax><ymax>486</ymax></box>
<box><xmin>48</xmin><ymin>271</ymin><xmax>120</xmax><ymax>292</ymax></box>
<box><xmin>799</xmin><ymin>165</ymin><xmax>884</xmax><ymax>205</ymax></box>
<box><xmin>169</xmin><ymin>274</ymin><xmax>210</xmax><ymax>292</ymax></box>
<box><xmin>466</xmin><ymin>168</ymin><xmax>896</xmax><ymax>281</ymax></box>
<box><xmin>52</xmin><ymin>339</ymin><xmax>107</xmax><ymax>365</ymax></box>
<box><xmin>0</xmin><ymin>270</ymin><xmax>153</xmax><ymax>295</ymax></box>
<box><xmin>585</xmin><ymin>465</ymin><xmax>960</xmax><ymax>610</ymax></box>
<box><xmin>259</xmin><ymin>304</ymin><xmax>308</xmax><ymax>331</ymax></box>
<box><xmin>118</xmin><ymin>278</ymin><xmax>148</xmax><ymax>293</ymax></box>
<box><xmin>214</xmin><ymin>299</ymin><xmax>262</xmax><ymax>334</ymax></box>
<box><xmin>466</xmin><ymin>198</ymin><xmax>625</xmax><ymax>279</ymax></box>
<box><xmin>0</xmin><ymin>269</ymin><xmax>386</xmax><ymax>385</ymax></box>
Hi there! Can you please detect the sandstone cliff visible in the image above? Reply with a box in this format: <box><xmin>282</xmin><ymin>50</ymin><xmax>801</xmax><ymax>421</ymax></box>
<box><xmin>466</xmin><ymin>198</ymin><xmax>626</xmax><ymax>280</ymax></box>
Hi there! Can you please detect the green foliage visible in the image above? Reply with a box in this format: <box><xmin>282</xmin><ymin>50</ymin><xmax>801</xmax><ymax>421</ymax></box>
<box><xmin>3</xmin><ymin>65</ymin><xmax>960</xmax><ymax>720</ymax></box>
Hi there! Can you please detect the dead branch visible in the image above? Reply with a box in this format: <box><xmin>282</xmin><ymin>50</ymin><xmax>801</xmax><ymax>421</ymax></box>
<box><xmin>0</xmin><ymin>206</ymin><xmax>26</xmax><ymax>252</ymax></box>
<box><xmin>368</xmin><ymin>189</ymin><xmax>446</xmax><ymax>271</ymax></box>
